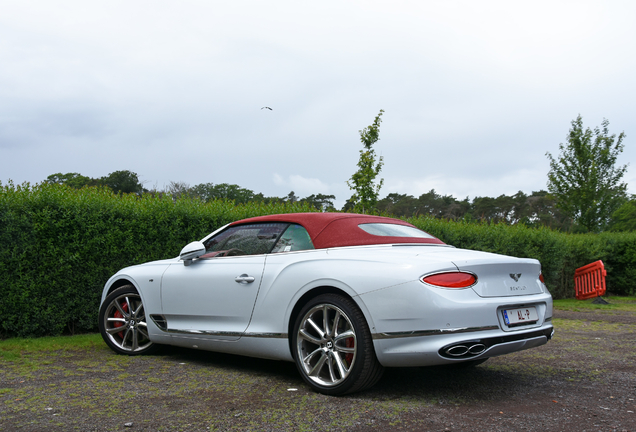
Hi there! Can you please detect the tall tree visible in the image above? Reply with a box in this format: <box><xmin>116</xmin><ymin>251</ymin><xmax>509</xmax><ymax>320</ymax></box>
<box><xmin>546</xmin><ymin>115</ymin><xmax>628</xmax><ymax>232</ymax></box>
<box><xmin>346</xmin><ymin>110</ymin><xmax>385</xmax><ymax>213</ymax></box>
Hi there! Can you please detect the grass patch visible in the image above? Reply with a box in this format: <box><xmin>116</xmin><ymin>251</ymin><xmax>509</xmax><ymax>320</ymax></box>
<box><xmin>553</xmin><ymin>296</ymin><xmax>636</xmax><ymax>312</ymax></box>
<box><xmin>552</xmin><ymin>317</ymin><xmax>635</xmax><ymax>332</ymax></box>
<box><xmin>0</xmin><ymin>333</ymin><xmax>103</xmax><ymax>361</ymax></box>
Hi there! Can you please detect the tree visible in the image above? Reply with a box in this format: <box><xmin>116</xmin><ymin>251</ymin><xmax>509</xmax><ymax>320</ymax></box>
<box><xmin>45</xmin><ymin>172</ymin><xmax>94</xmax><ymax>189</ymax></box>
<box><xmin>301</xmin><ymin>194</ymin><xmax>336</xmax><ymax>212</ymax></box>
<box><xmin>416</xmin><ymin>189</ymin><xmax>469</xmax><ymax>220</ymax></box>
<box><xmin>100</xmin><ymin>170</ymin><xmax>144</xmax><ymax>195</ymax></box>
<box><xmin>166</xmin><ymin>181</ymin><xmax>193</xmax><ymax>200</ymax></box>
<box><xmin>377</xmin><ymin>193</ymin><xmax>418</xmax><ymax>217</ymax></box>
<box><xmin>346</xmin><ymin>110</ymin><xmax>385</xmax><ymax>213</ymax></box>
<box><xmin>546</xmin><ymin>115</ymin><xmax>628</xmax><ymax>232</ymax></box>
<box><xmin>519</xmin><ymin>190</ymin><xmax>572</xmax><ymax>230</ymax></box>
<box><xmin>190</xmin><ymin>183</ymin><xmax>257</xmax><ymax>204</ymax></box>
<box><xmin>609</xmin><ymin>197</ymin><xmax>636</xmax><ymax>232</ymax></box>
<box><xmin>285</xmin><ymin>191</ymin><xmax>298</xmax><ymax>203</ymax></box>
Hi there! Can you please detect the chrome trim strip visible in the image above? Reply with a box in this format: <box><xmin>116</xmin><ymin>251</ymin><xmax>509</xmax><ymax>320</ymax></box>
<box><xmin>372</xmin><ymin>325</ymin><xmax>500</xmax><ymax>340</ymax></box>
<box><xmin>161</xmin><ymin>327</ymin><xmax>288</xmax><ymax>339</ymax></box>
<box><xmin>244</xmin><ymin>332</ymin><xmax>288</xmax><ymax>339</ymax></box>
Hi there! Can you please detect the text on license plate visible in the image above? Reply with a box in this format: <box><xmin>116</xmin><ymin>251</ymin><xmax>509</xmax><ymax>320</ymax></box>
<box><xmin>502</xmin><ymin>306</ymin><xmax>538</xmax><ymax>326</ymax></box>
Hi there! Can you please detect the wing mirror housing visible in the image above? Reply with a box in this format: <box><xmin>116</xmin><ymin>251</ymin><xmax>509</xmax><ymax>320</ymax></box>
<box><xmin>180</xmin><ymin>241</ymin><xmax>206</xmax><ymax>266</ymax></box>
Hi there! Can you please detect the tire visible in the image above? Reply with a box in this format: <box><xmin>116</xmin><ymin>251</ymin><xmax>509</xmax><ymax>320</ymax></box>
<box><xmin>99</xmin><ymin>285</ymin><xmax>157</xmax><ymax>355</ymax></box>
<box><xmin>292</xmin><ymin>293</ymin><xmax>384</xmax><ymax>395</ymax></box>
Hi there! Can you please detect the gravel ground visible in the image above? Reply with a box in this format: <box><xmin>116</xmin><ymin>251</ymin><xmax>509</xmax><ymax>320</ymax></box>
<box><xmin>1</xmin><ymin>308</ymin><xmax>635</xmax><ymax>431</ymax></box>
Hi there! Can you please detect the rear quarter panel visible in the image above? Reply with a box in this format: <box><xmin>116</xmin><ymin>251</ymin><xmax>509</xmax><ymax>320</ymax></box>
<box><xmin>246</xmin><ymin>245</ymin><xmax>460</xmax><ymax>336</ymax></box>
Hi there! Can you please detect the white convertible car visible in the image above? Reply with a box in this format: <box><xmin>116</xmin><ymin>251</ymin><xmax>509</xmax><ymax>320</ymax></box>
<box><xmin>99</xmin><ymin>213</ymin><xmax>553</xmax><ymax>395</ymax></box>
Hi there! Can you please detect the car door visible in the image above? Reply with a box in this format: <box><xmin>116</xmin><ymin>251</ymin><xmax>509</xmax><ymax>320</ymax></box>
<box><xmin>160</xmin><ymin>222</ymin><xmax>288</xmax><ymax>341</ymax></box>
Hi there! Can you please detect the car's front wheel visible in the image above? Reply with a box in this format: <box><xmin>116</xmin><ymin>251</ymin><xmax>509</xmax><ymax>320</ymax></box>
<box><xmin>99</xmin><ymin>285</ymin><xmax>157</xmax><ymax>355</ymax></box>
<box><xmin>292</xmin><ymin>293</ymin><xmax>384</xmax><ymax>395</ymax></box>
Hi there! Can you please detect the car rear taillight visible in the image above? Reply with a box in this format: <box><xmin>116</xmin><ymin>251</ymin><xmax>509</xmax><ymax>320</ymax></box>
<box><xmin>421</xmin><ymin>272</ymin><xmax>477</xmax><ymax>288</ymax></box>
<box><xmin>539</xmin><ymin>273</ymin><xmax>545</xmax><ymax>284</ymax></box>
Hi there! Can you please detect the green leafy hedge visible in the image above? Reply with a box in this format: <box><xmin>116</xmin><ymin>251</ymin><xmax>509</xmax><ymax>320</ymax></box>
<box><xmin>1</xmin><ymin>183</ymin><xmax>635</xmax><ymax>338</ymax></box>
<box><xmin>408</xmin><ymin>216</ymin><xmax>636</xmax><ymax>300</ymax></box>
<box><xmin>0</xmin><ymin>182</ymin><xmax>315</xmax><ymax>338</ymax></box>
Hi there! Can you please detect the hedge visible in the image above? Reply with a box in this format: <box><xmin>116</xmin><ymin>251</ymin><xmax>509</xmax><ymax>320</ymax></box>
<box><xmin>1</xmin><ymin>183</ymin><xmax>635</xmax><ymax>338</ymax></box>
<box><xmin>0</xmin><ymin>182</ymin><xmax>315</xmax><ymax>338</ymax></box>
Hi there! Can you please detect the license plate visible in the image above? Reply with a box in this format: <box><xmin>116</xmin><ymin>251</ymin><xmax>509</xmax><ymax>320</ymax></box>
<box><xmin>502</xmin><ymin>306</ymin><xmax>538</xmax><ymax>325</ymax></box>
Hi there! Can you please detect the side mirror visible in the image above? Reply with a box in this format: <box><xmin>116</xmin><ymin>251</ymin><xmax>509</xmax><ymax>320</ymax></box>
<box><xmin>180</xmin><ymin>241</ymin><xmax>206</xmax><ymax>266</ymax></box>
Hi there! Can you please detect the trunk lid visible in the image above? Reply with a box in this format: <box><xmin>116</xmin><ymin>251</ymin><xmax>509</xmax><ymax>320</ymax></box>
<box><xmin>452</xmin><ymin>256</ymin><xmax>544</xmax><ymax>297</ymax></box>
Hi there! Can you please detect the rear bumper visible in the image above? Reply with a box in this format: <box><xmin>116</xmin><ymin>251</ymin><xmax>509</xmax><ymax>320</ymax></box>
<box><xmin>372</xmin><ymin>323</ymin><xmax>554</xmax><ymax>367</ymax></box>
<box><xmin>359</xmin><ymin>276</ymin><xmax>554</xmax><ymax>367</ymax></box>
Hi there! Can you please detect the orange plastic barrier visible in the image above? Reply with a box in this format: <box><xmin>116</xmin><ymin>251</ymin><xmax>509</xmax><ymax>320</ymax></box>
<box><xmin>574</xmin><ymin>260</ymin><xmax>607</xmax><ymax>300</ymax></box>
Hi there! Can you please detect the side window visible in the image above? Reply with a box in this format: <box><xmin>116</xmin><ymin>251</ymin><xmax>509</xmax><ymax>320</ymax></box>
<box><xmin>202</xmin><ymin>223</ymin><xmax>288</xmax><ymax>257</ymax></box>
<box><xmin>271</xmin><ymin>224</ymin><xmax>315</xmax><ymax>253</ymax></box>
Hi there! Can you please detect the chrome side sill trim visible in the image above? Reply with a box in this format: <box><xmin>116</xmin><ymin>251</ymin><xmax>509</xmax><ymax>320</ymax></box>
<box><xmin>373</xmin><ymin>325</ymin><xmax>500</xmax><ymax>340</ymax></box>
<box><xmin>158</xmin><ymin>327</ymin><xmax>288</xmax><ymax>339</ymax></box>
<box><xmin>244</xmin><ymin>332</ymin><xmax>288</xmax><ymax>339</ymax></box>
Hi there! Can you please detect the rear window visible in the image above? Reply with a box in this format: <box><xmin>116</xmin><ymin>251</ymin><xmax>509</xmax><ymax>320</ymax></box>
<box><xmin>358</xmin><ymin>223</ymin><xmax>435</xmax><ymax>239</ymax></box>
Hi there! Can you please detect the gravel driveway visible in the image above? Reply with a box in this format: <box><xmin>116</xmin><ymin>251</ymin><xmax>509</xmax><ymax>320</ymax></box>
<box><xmin>1</xmin><ymin>308</ymin><xmax>635</xmax><ymax>431</ymax></box>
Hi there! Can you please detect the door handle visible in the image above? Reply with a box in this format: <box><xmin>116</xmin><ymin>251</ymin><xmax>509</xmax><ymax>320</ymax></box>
<box><xmin>235</xmin><ymin>274</ymin><xmax>255</xmax><ymax>284</ymax></box>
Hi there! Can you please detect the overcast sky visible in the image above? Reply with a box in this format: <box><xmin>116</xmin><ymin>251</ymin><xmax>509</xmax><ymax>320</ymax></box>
<box><xmin>1</xmin><ymin>1</ymin><xmax>634</xmax><ymax>208</ymax></box>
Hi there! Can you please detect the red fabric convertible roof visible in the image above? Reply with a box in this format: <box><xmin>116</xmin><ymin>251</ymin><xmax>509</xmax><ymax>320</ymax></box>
<box><xmin>229</xmin><ymin>213</ymin><xmax>445</xmax><ymax>249</ymax></box>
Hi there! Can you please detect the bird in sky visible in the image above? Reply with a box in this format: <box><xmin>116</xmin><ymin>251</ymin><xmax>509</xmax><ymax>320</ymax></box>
<box><xmin>261</xmin><ymin>107</ymin><xmax>273</xmax><ymax>110</ymax></box>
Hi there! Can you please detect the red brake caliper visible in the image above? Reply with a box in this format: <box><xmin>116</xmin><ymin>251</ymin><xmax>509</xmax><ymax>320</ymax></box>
<box><xmin>113</xmin><ymin>301</ymin><xmax>129</xmax><ymax>339</ymax></box>
<box><xmin>345</xmin><ymin>338</ymin><xmax>354</xmax><ymax>365</ymax></box>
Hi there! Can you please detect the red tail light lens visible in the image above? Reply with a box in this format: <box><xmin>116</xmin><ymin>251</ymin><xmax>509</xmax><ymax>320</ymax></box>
<box><xmin>421</xmin><ymin>272</ymin><xmax>477</xmax><ymax>288</ymax></box>
<box><xmin>539</xmin><ymin>273</ymin><xmax>545</xmax><ymax>284</ymax></box>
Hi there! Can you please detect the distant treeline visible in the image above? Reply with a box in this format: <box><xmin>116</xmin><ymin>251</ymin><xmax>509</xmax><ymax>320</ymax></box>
<box><xmin>376</xmin><ymin>190</ymin><xmax>569</xmax><ymax>229</ymax></box>
<box><xmin>43</xmin><ymin>170</ymin><xmax>636</xmax><ymax>232</ymax></box>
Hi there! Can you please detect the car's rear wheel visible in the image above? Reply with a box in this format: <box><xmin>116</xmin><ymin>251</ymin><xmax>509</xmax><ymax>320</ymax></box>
<box><xmin>99</xmin><ymin>285</ymin><xmax>156</xmax><ymax>355</ymax></box>
<box><xmin>292</xmin><ymin>293</ymin><xmax>384</xmax><ymax>395</ymax></box>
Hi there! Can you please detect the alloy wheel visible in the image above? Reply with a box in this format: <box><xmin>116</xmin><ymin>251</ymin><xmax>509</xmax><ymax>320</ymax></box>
<box><xmin>296</xmin><ymin>303</ymin><xmax>357</xmax><ymax>387</ymax></box>
<box><xmin>102</xmin><ymin>291</ymin><xmax>153</xmax><ymax>353</ymax></box>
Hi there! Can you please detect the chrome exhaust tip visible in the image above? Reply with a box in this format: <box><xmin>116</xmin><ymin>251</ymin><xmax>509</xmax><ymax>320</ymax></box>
<box><xmin>445</xmin><ymin>345</ymin><xmax>469</xmax><ymax>357</ymax></box>
<box><xmin>444</xmin><ymin>343</ymin><xmax>486</xmax><ymax>358</ymax></box>
<box><xmin>468</xmin><ymin>343</ymin><xmax>486</xmax><ymax>355</ymax></box>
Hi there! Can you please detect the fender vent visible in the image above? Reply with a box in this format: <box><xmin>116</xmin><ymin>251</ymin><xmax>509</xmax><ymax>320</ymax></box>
<box><xmin>150</xmin><ymin>315</ymin><xmax>168</xmax><ymax>331</ymax></box>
